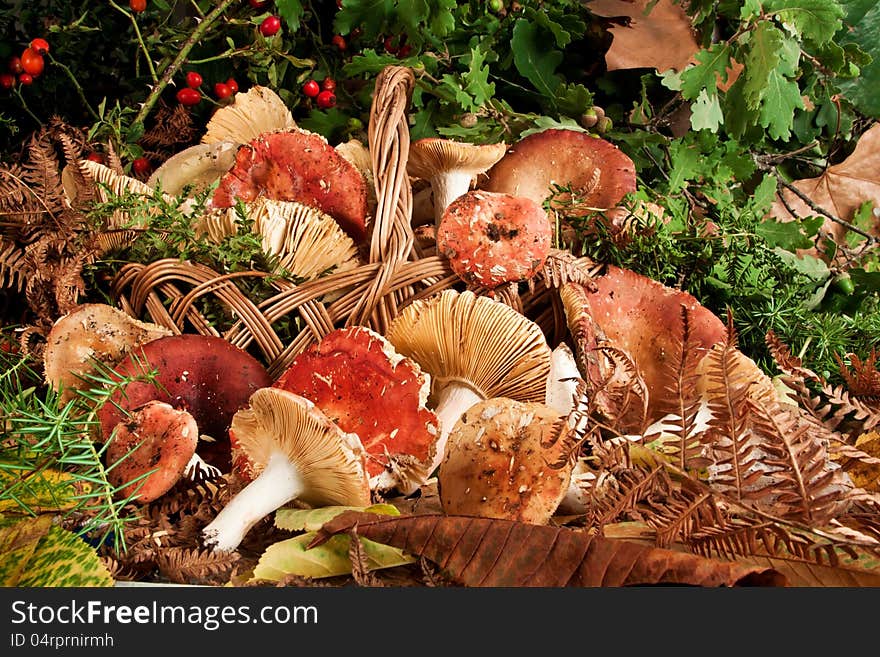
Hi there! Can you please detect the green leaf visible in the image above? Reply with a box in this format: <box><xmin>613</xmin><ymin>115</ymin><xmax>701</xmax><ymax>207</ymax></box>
<box><xmin>275</xmin><ymin>503</ymin><xmax>400</xmax><ymax>532</ymax></box>
<box><xmin>773</xmin><ymin>247</ymin><xmax>831</xmax><ymax>280</ymax></box>
<box><xmin>756</xmin><ymin>217</ymin><xmax>822</xmax><ymax>249</ymax></box>
<box><xmin>524</xmin><ymin>7</ymin><xmax>573</xmax><ymax>48</ymax></box>
<box><xmin>667</xmin><ymin>140</ymin><xmax>703</xmax><ymax>193</ymax></box>
<box><xmin>765</xmin><ymin>0</ymin><xmax>844</xmax><ymax>45</ymax></box>
<box><xmin>679</xmin><ymin>44</ymin><xmax>732</xmax><ymax>101</ymax></box>
<box><xmin>0</xmin><ymin>515</ymin><xmax>52</xmax><ymax>586</ymax></box>
<box><xmin>334</xmin><ymin>0</ymin><xmax>393</xmax><ymax>38</ymax></box>
<box><xmin>835</xmin><ymin>1</ymin><xmax>880</xmax><ymax>117</ymax></box>
<box><xmin>343</xmin><ymin>49</ymin><xmax>409</xmax><ymax>77</ymax></box>
<box><xmin>690</xmin><ymin>89</ymin><xmax>724</xmax><ymax>132</ymax></box>
<box><xmin>463</xmin><ymin>47</ymin><xmax>495</xmax><ymax>108</ymax></box>
<box><xmin>556</xmin><ymin>82</ymin><xmax>594</xmax><ymax>116</ymax></box>
<box><xmin>298</xmin><ymin>108</ymin><xmax>352</xmax><ymax>141</ymax></box>
<box><xmin>741</xmin><ymin>22</ymin><xmax>784</xmax><ymax>110</ymax></box>
<box><xmin>15</xmin><ymin>525</ymin><xmax>114</xmax><ymax>587</ymax></box>
<box><xmin>850</xmin><ymin>268</ymin><xmax>880</xmax><ymax>293</ymax></box>
<box><xmin>759</xmin><ymin>69</ymin><xmax>805</xmax><ymax>140</ymax></box>
<box><xmin>276</xmin><ymin>0</ymin><xmax>304</xmax><ymax>32</ymax></box>
<box><xmin>519</xmin><ymin>115</ymin><xmax>585</xmax><ymax>139</ymax></box>
<box><xmin>510</xmin><ymin>19</ymin><xmax>563</xmax><ymax>99</ymax></box>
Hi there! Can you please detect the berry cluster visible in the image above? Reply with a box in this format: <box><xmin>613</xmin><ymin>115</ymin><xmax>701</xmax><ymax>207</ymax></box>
<box><xmin>1</xmin><ymin>38</ymin><xmax>49</xmax><ymax>91</ymax></box>
<box><xmin>302</xmin><ymin>77</ymin><xmax>337</xmax><ymax>109</ymax></box>
<box><xmin>176</xmin><ymin>69</ymin><xmax>239</xmax><ymax>107</ymax></box>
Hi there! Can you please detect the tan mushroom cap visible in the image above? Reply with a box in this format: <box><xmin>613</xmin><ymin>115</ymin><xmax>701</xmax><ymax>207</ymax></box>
<box><xmin>202</xmin><ymin>85</ymin><xmax>296</xmax><ymax>145</ymax></box>
<box><xmin>230</xmin><ymin>387</ymin><xmax>371</xmax><ymax>508</ymax></box>
<box><xmin>384</xmin><ymin>289</ymin><xmax>552</xmax><ymax>404</ymax></box>
<box><xmin>439</xmin><ymin>398</ymin><xmax>573</xmax><ymax>524</ymax></box>
<box><xmin>147</xmin><ymin>141</ymin><xmax>238</xmax><ymax>197</ymax></box>
<box><xmin>43</xmin><ymin>303</ymin><xmax>172</xmax><ymax>404</ymax></box>
<box><xmin>106</xmin><ymin>400</ymin><xmax>199</xmax><ymax>504</ymax></box>
<box><xmin>437</xmin><ymin>190</ymin><xmax>552</xmax><ymax>288</ymax></box>
<box><xmin>407</xmin><ymin>138</ymin><xmax>508</xmax><ymax>182</ymax></box>
<box><xmin>481</xmin><ymin>129</ymin><xmax>637</xmax><ymax>215</ymax></box>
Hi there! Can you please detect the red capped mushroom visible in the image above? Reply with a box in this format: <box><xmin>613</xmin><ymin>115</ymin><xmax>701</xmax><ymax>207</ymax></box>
<box><xmin>273</xmin><ymin>326</ymin><xmax>439</xmax><ymax>494</ymax></box>
<box><xmin>210</xmin><ymin>128</ymin><xmax>370</xmax><ymax>243</ymax></box>
<box><xmin>480</xmin><ymin>129</ymin><xmax>637</xmax><ymax>216</ymax></box>
<box><xmin>97</xmin><ymin>334</ymin><xmax>273</xmax><ymax>471</ymax></box>
<box><xmin>106</xmin><ymin>400</ymin><xmax>199</xmax><ymax>503</ymax></box>
<box><xmin>436</xmin><ymin>190</ymin><xmax>552</xmax><ymax>289</ymax></box>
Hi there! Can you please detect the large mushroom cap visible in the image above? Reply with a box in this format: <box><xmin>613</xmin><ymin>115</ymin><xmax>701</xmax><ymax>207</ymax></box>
<box><xmin>274</xmin><ymin>326</ymin><xmax>439</xmax><ymax>492</ymax></box>
<box><xmin>106</xmin><ymin>400</ymin><xmax>199</xmax><ymax>503</ymax></box>
<box><xmin>230</xmin><ymin>387</ymin><xmax>371</xmax><ymax>508</ymax></box>
<box><xmin>439</xmin><ymin>398</ymin><xmax>573</xmax><ymax>524</ymax></box>
<box><xmin>436</xmin><ymin>190</ymin><xmax>552</xmax><ymax>288</ymax></box>
<box><xmin>481</xmin><ymin>129</ymin><xmax>637</xmax><ymax>215</ymax></box>
<box><xmin>43</xmin><ymin>303</ymin><xmax>172</xmax><ymax>404</ymax></box>
<box><xmin>97</xmin><ymin>334</ymin><xmax>273</xmax><ymax>471</ymax></box>
<box><xmin>202</xmin><ymin>85</ymin><xmax>296</xmax><ymax>145</ymax></box>
<box><xmin>384</xmin><ymin>289</ymin><xmax>552</xmax><ymax>404</ymax></box>
<box><xmin>210</xmin><ymin>129</ymin><xmax>370</xmax><ymax>243</ymax></box>
<box><xmin>147</xmin><ymin>141</ymin><xmax>238</xmax><ymax>197</ymax></box>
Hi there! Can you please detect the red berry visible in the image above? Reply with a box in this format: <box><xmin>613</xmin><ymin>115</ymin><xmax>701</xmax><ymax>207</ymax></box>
<box><xmin>7</xmin><ymin>57</ymin><xmax>21</xmax><ymax>74</ymax></box>
<box><xmin>321</xmin><ymin>77</ymin><xmax>336</xmax><ymax>92</ymax></box>
<box><xmin>316</xmin><ymin>90</ymin><xmax>336</xmax><ymax>109</ymax></box>
<box><xmin>18</xmin><ymin>73</ymin><xmax>33</xmax><ymax>86</ymax></box>
<box><xmin>331</xmin><ymin>35</ymin><xmax>347</xmax><ymax>51</ymax></box>
<box><xmin>249</xmin><ymin>0</ymin><xmax>270</xmax><ymax>8</ymax></box>
<box><xmin>0</xmin><ymin>73</ymin><xmax>15</xmax><ymax>90</ymax></box>
<box><xmin>129</xmin><ymin>0</ymin><xmax>147</xmax><ymax>12</ymax></box>
<box><xmin>259</xmin><ymin>16</ymin><xmax>281</xmax><ymax>37</ymax></box>
<box><xmin>20</xmin><ymin>48</ymin><xmax>44</xmax><ymax>77</ymax></box>
<box><xmin>383</xmin><ymin>36</ymin><xmax>398</xmax><ymax>54</ymax></box>
<box><xmin>132</xmin><ymin>157</ymin><xmax>151</xmax><ymax>175</ymax></box>
<box><xmin>214</xmin><ymin>82</ymin><xmax>232</xmax><ymax>99</ymax></box>
<box><xmin>186</xmin><ymin>71</ymin><xmax>203</xmax><ymax>88</ymax></box>
<box><xmin>336</xmin><ymin>0</ymin><xmax>343</xmax><ymax>8</ymax></box>
<box><xmin>176</xmin><ymin>87</ymin><xmax>201</xmax><ymax>106</ymax></box>
<box><xmin>398</xmin><ymin>44</ymin><xmax>412</xmax><ymax>57</ymax></box>
<box><xmin>226</xmin><ymin>77</ymin><xmax>239</xmax><ymax>94</ymax></box>
<box><xmin>86</xmin><ymin>152</ymin><xmax>105</xmax><ymax>164</ymax></box>
<box><xmin>302</xmin><ymin>79</ymin><xmax>320</xmax><ymax>97</ymax></box>
<box><xmin>29</xmin><ymin>38</ymin><xmax>50</xmax><ymax>55</ymax></box>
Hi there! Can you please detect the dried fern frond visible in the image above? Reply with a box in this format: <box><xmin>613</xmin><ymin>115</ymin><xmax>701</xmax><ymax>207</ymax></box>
<box><xmin>154</xmin><ymin>547</ymin><xmax>240</xmax><ymax>585</ymax></box>
<box><xmin>585</xmin><ymin>464</ymin><xmax>669</xmax><ymax>531</ymax></box>
<box><xmin>539</xmin><ymin>250</ymin><xmax>599</xmax><ymax>289</ymax></box>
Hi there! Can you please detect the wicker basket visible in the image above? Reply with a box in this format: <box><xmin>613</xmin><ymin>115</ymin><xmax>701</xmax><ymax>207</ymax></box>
<box><xmin>110</xmin><ymin>66</ymin><xmax>575</xmax><ymax>380</ymax></box>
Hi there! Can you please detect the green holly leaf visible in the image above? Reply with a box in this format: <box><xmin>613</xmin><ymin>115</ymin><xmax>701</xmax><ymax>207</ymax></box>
<box><xmin>679</xmin><ymin>43</ymin><xmax>732</xmax><ymax>101</ymax></box>
<box><xmin>764</xmin><ymin>0</ymin><xmax>844</xmax><ymax>46</ymax></box>
<box><xmin>510</xmin><ymin>18</ymin><xmax>563</xmax><ymax>99</ymax></box>
<box><xmin>691</xmin><ymin>89</ymin><xmax>724</xmax><ymax>132</ymax></box>
<box><xmin>759</xmin><ymin>69</ymin><xmax>805</xmax><ymax>140</ymax></box>
<box><xmin>276</xmin><ymin>0</ymin><xmax>304</xmax><ymax>32</ymax></box>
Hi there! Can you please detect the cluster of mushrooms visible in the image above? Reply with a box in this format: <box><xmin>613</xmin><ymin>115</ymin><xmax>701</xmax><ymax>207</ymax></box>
<box><xmin>44</xmin><ymin>84</ymin><xmax>793</xmax><ymax>557</ymax></box>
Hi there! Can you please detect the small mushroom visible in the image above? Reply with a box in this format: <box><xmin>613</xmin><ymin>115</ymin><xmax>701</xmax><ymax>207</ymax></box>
<box><xmin>480</xmin><ymin>129</ymin><xmax>637</xmax><ymax>216</ymax></box>
<box><xmin>384</xmin><ymin>289</ymin><xmax>552</xmax><ymax>472</ymax></box>
<box><xmin>274</xmin><ymin>326</ymin><xmax>440</xmax><ymax>494</ymax></box>
<box><xmin>438</xmin><ymin>397</ymin><xmax>574</xmax><ymax>524</ymax></box>
<box><xmin>201</xmin><ymin>85</ymin><xmax>297</xmax><ymax>145</ymax></box>
<box><xmin>96</xmin><ymin>334</ymin><xmax>273</xmax><ymax>471</ymax></box>
<box><xmin>202</xmin><ymin>387</ymin><xmax>371</xmax><ymax>553</ymax></box>
<box><xmin>106</xmin><ymin>400</ymin><xmax>199</xmax><ymax>504</ymax></box>
<box><xmin>407</xmin><ymin>138</ymin><xmax>508</xmax><ymax>226</ymax></box>
<box><xmin>436</xmin><ymin>190</ymin><xmax>552</xmax><ymax>289</ymax></box>
<box><xmin>210</xmin><ymin>128</ymin><xmax>370</xmax><ymax>243</ymax></box>
<box><xmin>43</xmin><ymin>303</ymin><xmax>172</xmax><ymax>404</ymax></box>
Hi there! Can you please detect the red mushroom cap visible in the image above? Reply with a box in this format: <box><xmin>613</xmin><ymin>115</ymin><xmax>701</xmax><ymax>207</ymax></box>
<box><xmin>106</xmin><ymin>400</ymin><xmax>199</xmax><ymax>503</ymax></box>
<box><xmin>436</xmin><ymin>190</ymin><xmax>552</xmax><ymax>288</ymax></box>
<box><xmin>273</xmin><ymin>326</ymin><xmax>439</xmax><ymax>491</ymax></box>
<box><xmin>211</xmin><ymin>129</ymin><xmax>370</xmax><ymax>243</ymax></box>
<box><xmin>481</xmin><ymin>129</ymin><xmax>637</xmax><ymax>216</ymax></box>
<box><xmin>97</xmin><ymin>334</ymin><xmax>273</xmax><ymax>472</ymax></box>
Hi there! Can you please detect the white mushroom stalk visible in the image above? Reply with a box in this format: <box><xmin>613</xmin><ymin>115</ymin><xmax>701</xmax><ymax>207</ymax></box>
<box><xmin>202</xmin><ymin>451</ymin><xmax>305</xmax><ymax>553</ymax></box>
<box><xmin>431</xmin><ymin>379</ymin><xmax>486</xmax><ymax>471</ymax></box>
<box><xmin>428</xmin><ymin>170</ymin><xmax>480</xmax><ymax>225</ymax></box>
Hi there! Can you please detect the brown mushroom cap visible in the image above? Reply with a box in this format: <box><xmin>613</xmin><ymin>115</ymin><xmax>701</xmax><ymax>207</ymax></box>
<box><xmin>106</xmin><ymin>400</ymin><xmax>199</xmax><ymax>503</ymax></box>
<box><xmin>438</xmin><ymin>398</ymin><xmax>572</xmax><ymax>524</ymax></box>
<box><xmin>97</xmin><ymin>334</ymin><xmax>273</xmax><ymax>471</ymax></box>
<box><xmin>273</xmin><ymin>326</ymin><xmax>439</xmax><ymax>492</ymax></box>
<box><xmin>480</xmin><ymin>129</ymin><xmax>637</xmax><ymax>215</ymax></box>
<box><xmin>210</xmin><ymin>129</ymin><xmax>370</xmax><ymax>243</ymax></box>
<box><xmin>230</xmin><ymin>387</ymin><xmax>371</xmax><ymax>508</ymax></box>
<box><xmin>436</xmin><ymin>190</ymin><xmax>552</xmax><ymax>288</ymax></box>
<box><xmin>43</xmin><ymin>303</ymin><xmax>172</xmax><ymax>404</ymax></box>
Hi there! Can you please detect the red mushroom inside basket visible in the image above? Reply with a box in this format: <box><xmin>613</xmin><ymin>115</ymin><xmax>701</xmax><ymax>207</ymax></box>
<box><xmin>436</xmin><ymin>190</ymin><xmax>552</xmax><ymax>289</ymax></box>
<box><xmin>273</xmin><ymin>326</ymin><xmax>439</xmax><ymax>494</ymax></box>
<box><xmin>480</xmin><ymin>128</ymin><xmax>637</xmax><ymax>216</ymax></box>
<box><xmin>97</xmin><ymin>334</ymin><xmax>273</xmax><ymax>472</ymax></box>
<box><xmin>210</xmin><ymin>128</ymin><xmax>370</xmax><ymax>243</ymax></box>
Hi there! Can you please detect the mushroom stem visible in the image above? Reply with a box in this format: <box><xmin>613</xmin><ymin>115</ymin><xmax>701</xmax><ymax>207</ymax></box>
<box><xmin>202</xmin><ymin>450</ymin><xmax>305</xmax><ymax>553</ymax></box>
<box><xmin>431</xmin><ymin>172</ymin><xmax>475</xmax><ymax>226</ymax></box>
<box><xmin>545</xmin><ymin>344</ymin><xmax>584</xmax><ymax>415</ymax></box>
<box><xmin>432</xmin><ymin>382</ymin><xmax>484</xmax><ymax>472</ymax></box>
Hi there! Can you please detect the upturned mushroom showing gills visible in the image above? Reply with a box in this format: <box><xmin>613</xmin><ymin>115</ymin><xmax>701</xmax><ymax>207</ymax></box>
<box><xmin>384</xmin><ymin>289</ymin><xmax>552</xmax><ymax>473</ymax></box>
<box><xmin>406</xmin><ymin>138</ymin><xmax>508</xmax><ymax>226</ymax></box>
<box><xmin>436</xmin><ymin>190</ymin><xmax>552</xmax><ymax>289</ymax></box>
<box><xmin>438</xmin><ymin>398</ymin><xmax>574</xmax><ymax>524</ymax></box>
<box><xmin>274</xmin><ymin>326</ymin><xmax>439</xmax><ymax>494</ymax></box>
<box><xmin>106</xmin><ymin>400</ymin><xmax>199</xmax><ymax>504</ymax></box>
<box><xmin>480</xmin><ymin>128</ymin><xmax>637</xmax><ymax>216</ymax></box>
<box><xmin>210</xmin><ymin>128</ymin><xmax>370</xmax><ymax>243</ymax></box>
<box><xmin>96</xmin><ymin>334</ymin><xmax>273</xmax><ymax>471</ymax></box>
<box><xmin>202</xmin><ymin>387</ymin><xmax>371</xmax><ymax>553</ymax></box>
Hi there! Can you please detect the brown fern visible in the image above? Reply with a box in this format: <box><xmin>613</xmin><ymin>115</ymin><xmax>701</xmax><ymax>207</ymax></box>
<box><xmin>585</xmin><ymin>465</ymin><xmax>669</xmax><ymax>531</ymax></box>
<box><xmin>154</xmin><ymin>547</ymin><xmax>240</xmax><ymax>585</ymax></box>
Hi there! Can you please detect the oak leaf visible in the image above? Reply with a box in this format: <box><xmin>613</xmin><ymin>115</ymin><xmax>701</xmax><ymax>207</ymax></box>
<box><xmin>310</xmin><ymin>511</ymin><xmax>786</xmax><ymax>587</ymax></box>
<box><xmin>586</xmin><ymin>0</ymin><xmax>700</xmax><ymax>73</ymax></box>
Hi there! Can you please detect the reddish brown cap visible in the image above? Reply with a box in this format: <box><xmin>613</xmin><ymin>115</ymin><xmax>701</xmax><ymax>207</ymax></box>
<box><xmin>210</xmin><ymin>129</ymin><xmax>370</xmax><ymax>243</ymax></box>
<box><xmin>106</xmin><ymin>400</ymin><xmax>199</xmax><ymax>503</ymax></box>
<box><xmin>438</xmin><ymin>398</ymin><xmax>573</xmax><ymax>524</ymax></box>
<box><xmin>273</xmin><ymin>326</ymin><xmax>439</xmax><ymax>493</ymax></box>
<box><xmin>481</xmin><ymin>129</ymin><xmax>637</xmax><ymax>215</ymax></box>
<box><xmin>436</xmin><ymin>190</ymin><xmax>552</xmax><ymax>289</ymax></box>
<box><xmin>97</xmin><ymin>334</ymin><xmax>273</xmax><ymax>471</ymax></box>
